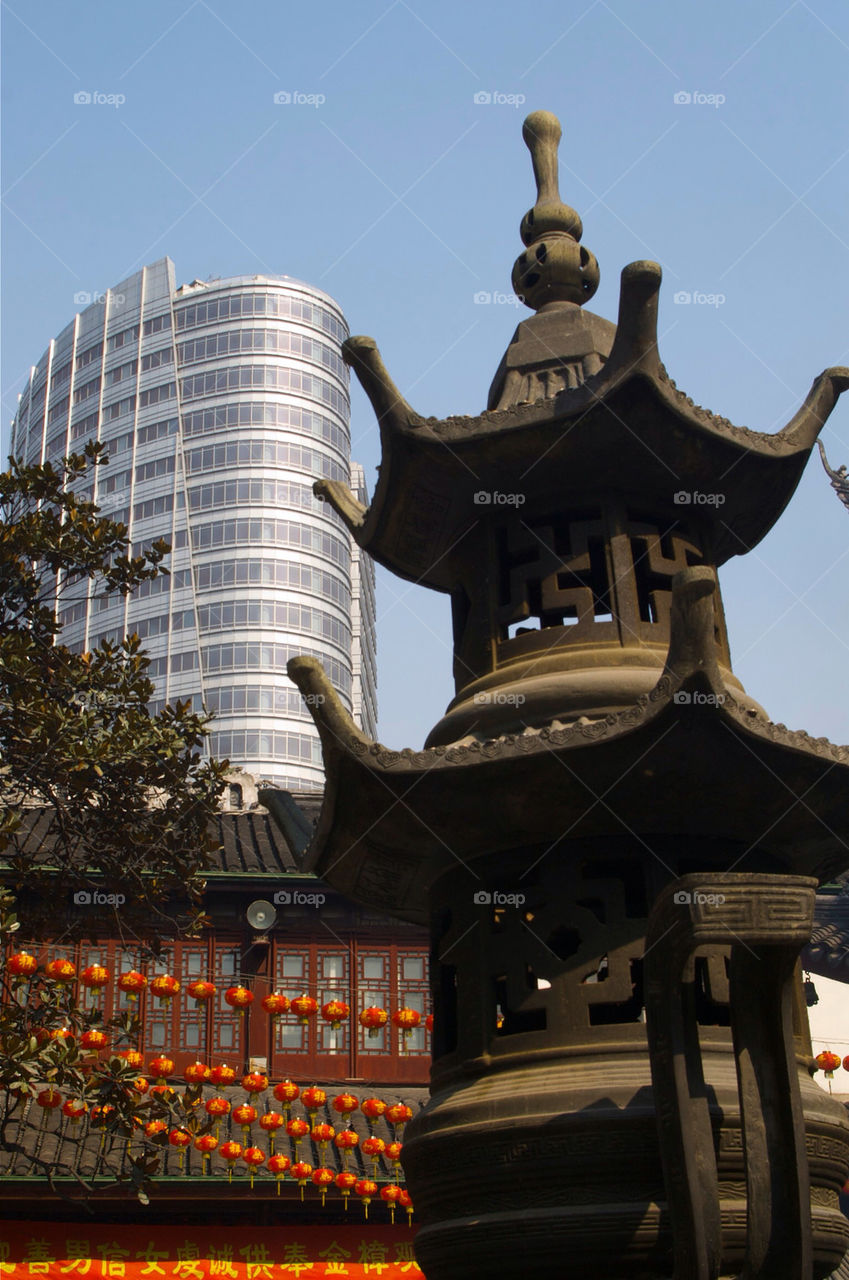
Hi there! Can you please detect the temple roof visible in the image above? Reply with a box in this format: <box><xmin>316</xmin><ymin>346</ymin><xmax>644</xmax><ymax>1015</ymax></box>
<box><xmin>1</xmin><ymin>807</ymin><xmax>307</xmax><ymax>880</ymax></box>
<box><xmin>0</xmin><ymin>1082</ymin><xmax>426</xmax><ymax>1201</ymax></box>
<box><xmin>803</xmin><ymin>887</ymin><xmax>849</xmax><ymax>982</ymax></box>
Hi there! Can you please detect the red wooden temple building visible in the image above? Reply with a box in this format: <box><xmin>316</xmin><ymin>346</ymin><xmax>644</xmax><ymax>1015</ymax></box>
<box><xmin>0</xmin><ymin>775</ymin><xmax>431</xmax><ymax>1277</ymax></box>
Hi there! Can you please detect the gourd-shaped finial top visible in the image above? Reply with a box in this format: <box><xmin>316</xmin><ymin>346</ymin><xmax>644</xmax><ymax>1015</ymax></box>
<box><xmin>512</xmin><ymin>110</ymin><xmax>599</xmax><ymax>310</ymax></box>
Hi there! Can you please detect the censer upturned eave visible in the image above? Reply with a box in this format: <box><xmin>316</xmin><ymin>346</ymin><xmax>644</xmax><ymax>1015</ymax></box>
<box><xmin>317</xmin><ymin>307</ymin><xmax>849</xmax><ymax>589</ymax></box>
<box><xmin>283</xmin><ymin>574</ymin><xmax>849</xmax><ymax>924</ymax></box>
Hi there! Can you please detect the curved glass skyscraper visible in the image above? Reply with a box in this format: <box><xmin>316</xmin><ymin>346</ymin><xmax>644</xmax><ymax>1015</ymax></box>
<box><xmin>10</xmin><ymin>258</ymin><xmax>377</xmax><ymax>791</ymax></box>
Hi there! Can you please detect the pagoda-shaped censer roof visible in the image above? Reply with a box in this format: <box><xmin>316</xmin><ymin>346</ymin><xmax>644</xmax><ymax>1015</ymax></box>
<box><xmin>318</xmin><ymin>111</ymin><xmax>847</xmax><ymax>586</ymax></box>
<box><xmin>290</xmin><ymin>570</ymin><xmax>849</xmax><ymax>923</ymax></box>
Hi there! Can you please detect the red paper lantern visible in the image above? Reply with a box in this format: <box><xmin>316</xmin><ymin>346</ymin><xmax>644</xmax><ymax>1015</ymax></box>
<box><xmin>209</xmin><ymin>1063</ymin><xmax>236</xmax><ymax>1087</ymax></box>
<box><xmin>259</xmin><ymin>1111</ymin><xmax>285</xmax><ymax>1152</ymax></box>
<box><xmin>380</xmin><ymin>1184</ymin><xmax>403</xmax><ymax>1222</ymax></box>
<box><xmin>36</xmin><ymin>1087</ymin><xmax>63</xmax><ymax>1109</ymax></box>
<box><xmin>242</xmin><ymin>1071</ymin><xmax>268</xmax><ymax>1095</ymax></box>
<box><xmin>273</xmin><ymin>1079</ymin><xmax>300</xmax><ymax>1108</ymax></box>
<box><xmin>149</xmin><ymin>1056</ymin><xmax>175</xmax><ymax>1083</ymax></box>
<box><xmin>224</xmin><ymin>985</ymin><xmax>253</xmax><ymax>1014</ymax></box>
<box><xmin>187</xmin><ymin>979</ymin><xmax>216</xmax><ymax>1006</ymax></box>
<box><xmin>151</xmin><ymin>1084</ymin><xmax>174</xmax><ymax>1102</ymax></box>
<box><xmin>311</xmin><ymin>1122</ymin><xmax>335</xmax><ymax>1157</ymax></box>
<box><xmin>144</xmin><ymin>1119</ymin><xmax>168</xmax><ymax>1140</ymax></box>
<box><xmin>361</xmin><ymin>1097</ymin><xmax>387</xmax><ymax>1126</ymax></box>
<box><xmin>355</xmin><ymin>1178</ymin><xmax>379</xmax><ymax>1219</ymax></box>
<box><xmin>321</xmin><ymin>1000</ymin><xmax>350</xmax><ymax>1030</ymax></box>
<box><xmin>117</xmin><ymin>1048</ymin><xmax>144</xmax><ymax>1070</ymax></box>
<box><xmin>843</xmin><ymin>1056</ymin><xmax>849</xmax><ymax>1072</ymax></box>
<box><xmin>291</xmin><ymin>994</ymin><xmax>318</xmax><ymax>1024</ymax></box>
<box><xmin>386</xmin><ymin>1103</ymin><xmax>413</xmax><ymax>1131</ymax></box>
<box><xmin>205</xmin><ymin>1096</ymin><xmax>231</xmax><ymax>1131</ymax></box>
<box><xmin>332</xmin><ymin>1092</ymin><xmax>359</xmax><ymax>1121</ymax></box>
<box><xmin>242</xmin><ymin>1146</ymin><xmax>266</xmax><ymax>1186</ymax></box>
<box><xmin>268</xmin><ymin>1153</ymin><xmax>291</xmax><ymax>1194</ymax></box>
<box><xmin>168</xmin><ymin>1127</ymin><xmax>192</xmax><ymax>1149</ymax></box>
<box><xmin>80</xmin><ymin>964</ymin><xmax>110</xmax><ymax>992</ymax></box>
<box><xmin>333</xmin><ymin>1128</ymin><xmax>359</xmax><ymax>1168</ymax></box>
<box><xmin>301</xmin><ymin>1086</ymin><xmax>327</xmax><ymax>1116</ymax></box>
<box><xmin>45</xmin><ymin>958</ymin><xmax>76</xmax><ymax>984</ymax></box>
<box><xmin>62</xmin><ymin>1099</ymin><xmax>86</xmax><ymax>1123</ymax></box>
<box><xmin>8</xmin><ymin>951</ymin><xmax>37</xmax><ymax>979</ymax></box>
<box><xmin>286</xmin><ymin>1117</ymin><xmax>310</xmax><ymax>1154</ymax></box>
<box><xmin>398</xmin><ymin>1188</ymin><xmax>414</xmax><ymax>1224</ymax></box>
<box><xmin>291</xmin><ymin>1160</ymin><xmax>314</xmax><ymax>1200</ymax></box>
<box><xmin>261</xmin><ymin>992</ymin><xmax>290</xmax><ymax>1018</ymax></box>
<box><xmin>362</xmin><ymin>1136</ymin><xmax>385</xmax><ymax>1170</ymax></box>
<box><xmin>358</xmin><ymin>1006</ymin><xmax>388</xmax><ymax>1038</ymax></box>
<box><xmin>233</xmin><ymin>1103</ymin><xmax>257</xmax><ymax>1138</ymax></box>
<box><xmin>816</xmin><ymin>1051</ymin><xmax>841</xmax><ymax>1077</ymax></box>
<box><xmin>336</xmin><ymin>1169</ymin><xmax>357</xmax><ymax>1209</ymax></box>
<box><xmin>133</xmin><ymin>1077</ymin><xmax>149</xmax><ymax>1095</ymax></box>
<box><xmin>392</xmin><ymin>1008</ymin><xmax>421</xmax><ymax>1035</ymax></box>
<box><xmin>385</xmin><ymin>1140</ymin><xmax>403</xmax><ymax>1166</ymax></box>
<box><xmin>425</xmin><ymin>1013</ymin><xmax>434</xmax><ymax>1033</ymax></box>
<box><xmin>184</xmin><ymin>1061</ymin><xmax>210</xmax><ymax>1085</ymax></box>
<box><xmin>48</xmin><ymin>1026</ymin><xmax>72</xmax><ymax>1042</ymax></box>
<box><xmin>312</xmin><ymin>1166</ymin><xmax>336</xmax><ymax>1204</ymax></box>
<box><xmin>117</xmin><ymin>970</ymin><xmax>147</xmax><ymax>1001</ymax></box>
<box><xmin>194</xmin><ymin>1133</ymin><xmax>218</xmax><ymax>1161</ymax></box>
<box><xmin>150</xmin><ymin>974</ymin><xmax>180</xmax><ymax>1005</ymax></box>
<box><xmin>79</xmin><ymin>1028</ymin><xmax>108</xmax><ymax>1052</ymax></box>
<box><xmin>220</xmin><ymin>1140</ymin><xmax>242</xmax><ymax>1182</ymax></box>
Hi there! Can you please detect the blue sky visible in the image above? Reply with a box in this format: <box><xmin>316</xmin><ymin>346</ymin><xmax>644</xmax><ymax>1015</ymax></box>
<box><xmin>2</xmin><ymin>0</ymin><xmax>848</xmax><ymax>749</ymax></box>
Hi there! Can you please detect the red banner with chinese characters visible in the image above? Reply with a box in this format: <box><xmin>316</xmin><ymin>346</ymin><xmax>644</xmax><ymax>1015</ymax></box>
<box><xmin>0</xmin><ymin>1224</ymin><xmax>423</xmax><ymax>1279</ymax></box>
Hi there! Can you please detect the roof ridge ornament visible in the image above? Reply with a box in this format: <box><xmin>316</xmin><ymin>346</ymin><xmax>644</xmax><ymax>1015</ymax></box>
<box><xmin>818</xmin><ymin>439</ymin><xmax>849</xmax><ymax>513</ymax></box>
<box><xmin>512</xmin><ymin>110</ymin><xmax>599</xmax><ymax>310</ymax></box>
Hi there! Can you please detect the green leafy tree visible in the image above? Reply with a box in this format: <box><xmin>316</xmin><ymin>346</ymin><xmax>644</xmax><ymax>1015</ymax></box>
<box><xmin>0</xmin><ymin>444</ymin><xmax>227</xmax><ymax>1196</ymax></box>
